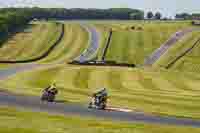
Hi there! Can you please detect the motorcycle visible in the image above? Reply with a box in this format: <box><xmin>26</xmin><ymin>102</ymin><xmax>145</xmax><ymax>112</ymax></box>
<box><xmin>41</xmin><ymin>88</ymin><xmax>58</xmax><ymax>102</ymax></box>
<box><xmin>88</xmin><ymin>95</ymin><xmax>107</xmax><ymax>110</ymax></box>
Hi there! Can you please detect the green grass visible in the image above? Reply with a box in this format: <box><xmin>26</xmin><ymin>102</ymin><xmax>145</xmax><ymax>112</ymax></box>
<box><xmin>0</xmin><ymin>22</ymin><xmax>62</xmax><ymax>61</ymax></box>
<box><xmin>1</xmin><ymin>21</ymin><xmax>200</xmax><ymax>130</ymax></box>
<box><xmin>1</xmin><ymin>106</ymin><xmax>200</xmax><ymax>133</ymax></box>
<box><xmin>103</xmin><ymin>21</ymin><xmax>192</xmax><ymax>64</ymax></box>
<box><xmin>154</xmin><ymin>30</ymin><xmax>200</xmax><ymax>72</ymax></box>
<box><xmin>0</xmin><ymin>21</ymin><xmax>192</xmax><ymax>65</ymax></box>
<box><xmin>39</xmin><ymin>24</ymin><xmax>89</xmax><ymax>63</ymax></box>
<box><xmin>2</xmin><ymin>65</ymin><xmax>200</xmax><ymax>119</ymax></box>
<box><xmin>0</xmin><ymin>22</ymin><xmax>89</xmax><ymax>69</ymax></box>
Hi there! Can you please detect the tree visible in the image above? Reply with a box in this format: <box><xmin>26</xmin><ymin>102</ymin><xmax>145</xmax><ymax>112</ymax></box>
<box><xmin>147</xmin><ymin>11</ymin><xmax>153</xmax><ymax>19</ymax></box>
<box><xmin>191</xmin><ymin>13</ymin><xmax>200</xmax><ymax>20</ymax></box>
<box><xmin>129</xmin><ymin>12</ymin><xmax>144</xmax><ymax>20</ymax></box>
<box><xmin>155</xmin><ymin>12</ymin><xmax>162</xmax><ymax>20</ymax></box>
<box><xmin>175</xmin><ymin>13</ymin><xmax>191</xmax><ymax>20</ymax></box>
<box><xmin>0</xmin><ymin>7</ymin><xmax>145</xmax><ymax>40</ymax></box>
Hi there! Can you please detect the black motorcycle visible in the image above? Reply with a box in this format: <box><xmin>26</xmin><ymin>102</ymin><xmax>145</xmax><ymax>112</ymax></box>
<box><xmin>41</xmin><ymin>88</ymin><xmax>58</xmax><ymax>102</ymax></box>
<box><xmin>88</xmin><ymin>95</ymin><xmax>107</xmax><ymax>110</ymax></box>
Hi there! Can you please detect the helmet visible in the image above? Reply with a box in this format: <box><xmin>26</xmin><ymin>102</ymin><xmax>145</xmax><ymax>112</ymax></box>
<box><xmin>99</xmin><ymin>88</ymin><xmax>106</xmax><ymax>93</ymax></box>
<box><xmin>51</xmin><ymin>83</ymin><xmax>56</xmax><ymax>87</ymax></box>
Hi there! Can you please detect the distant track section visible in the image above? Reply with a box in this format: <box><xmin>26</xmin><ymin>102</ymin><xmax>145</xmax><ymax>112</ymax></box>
<box><xmin>74</xmin><ymin>24</ymin><xmax>100</xmax><ymax>63</ymax></box>
<box><xmin>144</xmin><ymin>28</ymin><xmax>200</xmax><ymax>66</ymax></box>
<box><xmin>0</xmin><ymin>23</ymin><xmax>64</xmax><ymax>64</ymax></box>
<box><xmin>71</xmin><ymin>27</ymin><xmax>136</xmax><ymax>68</ymax></box>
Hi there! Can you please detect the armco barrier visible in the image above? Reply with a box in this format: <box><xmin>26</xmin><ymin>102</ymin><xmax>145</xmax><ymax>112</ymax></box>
<box><xmin>102</xmin><ymin>29</ymin><xmax>113</xmax><ymax>61</ymax></box>
<box><xmin>166</xmin><ymin>38</ymin><xmax>200</xmax><ymax>69</ymax></box>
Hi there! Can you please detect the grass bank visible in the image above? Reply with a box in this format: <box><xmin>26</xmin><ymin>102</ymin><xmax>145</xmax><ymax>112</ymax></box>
<box><xmin>103</xmin><ymin>21</ymin><xmax>192</xmax><ymax>64</ymax></box>
<box><xmin>1</xmin><ymin>65</ymin><xmax>200</xmax><ymax>119</ymax></box>
<box><xmin>0</xmin><ymin>106</ymin><xmax>200</xmax><ymax>133</ymax></box>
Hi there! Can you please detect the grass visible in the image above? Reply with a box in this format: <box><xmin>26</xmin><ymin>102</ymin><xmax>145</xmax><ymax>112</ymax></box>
<box><xmin>103</xmin><ymin>21</ymin><xmax>192</xmax><ymax>64</ymax></box>
<box><xmin>1</xmin><ymin>65</ymin><xmax>200</xmax><ymax>119</ymax></box>
<box><xmin>39</xmin><ymin>23</ymin><xmax>89</xmax><ymax>63</ymax></box>
<box><xmin>1</xmin><ymin>21</ymin><xmax>200</xmax><ymax>132</ymax></box>
<box><xmin>1</xmin><ymin>106</ymin><xmax>200</xmax><ymax>133</ymax></box>
<box><xmin>0</xmin><ymin>21</ymin><xmax>192</xmax><ymax>65</ymax></box>
<box><xmin>154</xmin><ymin>30</ymin><xmax>200</xmax><ymax>72</ymax></box>
<box><xmin>0</xmin><ymin>22</ymin><xmax>89</xmax><ymax>69</ymax></box>
<box><xmin>0</xmin><ymin>22</ymin><xmax>62</xmax><ymax>61</ymax></box>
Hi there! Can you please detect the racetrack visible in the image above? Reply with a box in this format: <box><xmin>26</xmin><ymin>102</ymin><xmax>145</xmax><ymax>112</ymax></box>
<box><xmin>0</xmin><ymin>24</ymin><xmax>100</xmax><ymax>79</ymax></box>
<box><xmin>0</xmin><ymin>24</ymin><xmax>100</xmax><ymax>80</ymax></box>
<box><xmin>0</xmin><ymin>91</ymin><xmax>200</xmax><ymax>127</ymax></box>
<box><xmin>144</xmin><ymin>28</ymin><xmax>200</xmax><ymax>66</ymax></box>
<box><xmin>1</xmin><ymin>24</ymin><xmax>200</xmax><ymax>128</ymax></box>
<box><xmin>74</xmin><ymin>24</ymin><xmax>100</xmax><ymax>62</ymax></box>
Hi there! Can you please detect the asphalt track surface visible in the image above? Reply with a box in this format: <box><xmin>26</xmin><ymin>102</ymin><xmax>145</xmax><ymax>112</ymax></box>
<box><xmin>144</xmin><ymin>28</ymin><xmax>200</xmax><ymax>66</ymax></box>
<box><xmin>1</xmin><ymin>25</ymin><xmax>200</xmax><ymax>127</ymax></box>
<box><xmin>1</xmin><ymin>91</ymin><xmax>200</xmax><ymax>127</ymax></box>
<box><xmin>74</xmin><ymin>24</ymin><xmax>100</xmax><ymax>62</ymax></box>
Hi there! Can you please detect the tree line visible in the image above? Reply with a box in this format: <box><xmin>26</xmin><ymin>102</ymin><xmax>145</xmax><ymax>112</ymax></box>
<box><xmin>0</xmin><ymin>8</ymin><xmax>144</xmax><ymax>44</ymax></box>
<box><xmin>175</xmin><ymin>13</ymin><xmax>200</xmax><ymax>20</ymax></box>
<box><xmin>0</xmin><ymin>8</ymin><xmax>31</xmax><ymax>40</ymax></box>
<box><xmin>146</xmin><ymin>11</ymin><xmax>162</xmax><ymax>20</ymax></box>
<box><xmin>29</xmin><ymin>8</ymin><xmax>144</xmax><ymax>20</ymax></box>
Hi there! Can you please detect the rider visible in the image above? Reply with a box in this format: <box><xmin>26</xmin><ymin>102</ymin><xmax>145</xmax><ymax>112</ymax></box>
<box><xmin>43</xmin><ymin>83</ymin><xmax>58</xmax><ymax>94</ymax></box>
<box><xmin>94</xmin><ymin>88</ymin><xmax>108</xmax><ymax>104</ymax></box>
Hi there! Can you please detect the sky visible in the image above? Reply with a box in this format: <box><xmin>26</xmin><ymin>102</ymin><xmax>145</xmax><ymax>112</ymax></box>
<box><xmin>0</xmin><ymin>0</ymin><xmax>200</xmax><ymax>17</ymax></box>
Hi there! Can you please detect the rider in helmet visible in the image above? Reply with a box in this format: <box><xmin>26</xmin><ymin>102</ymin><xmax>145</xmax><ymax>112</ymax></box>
<box><xmin>50</xmin><ymin>87</ymin><xmax>58</xmax><ymax>95</ymax></box>
<box><xmin>41</xmin><ymin>83</ymin><xmax>58</xmax><ymax>102</ymax></box>
<box><xmin>94</xmin><ymin>88</ymin><xmax>108</xmax><ymax>105</ymax></box>
<box><xmin>43</xmin><ymin>83</ymin><xmax>58</xmax><ymax>94</ymax></box>
<box><xmin>95</xmin><ymin>88</ymin><xmax>107</xmax><ymax>95</ymax></box>
<box><xmin>49</xmin><ymin>83</ymin><xmax>58</xmax><ymax>93</ymax></box>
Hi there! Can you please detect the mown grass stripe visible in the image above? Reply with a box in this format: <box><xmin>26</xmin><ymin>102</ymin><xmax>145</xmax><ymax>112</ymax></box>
<box><xmin>73</xmin><ymin>68</ymin><xmax>92</xmax><ymax>89</ymax></box>
<box><xmin>0</xmin><ymin>22</ymin><xmax>64</xmax><ymax>63</ymax></box>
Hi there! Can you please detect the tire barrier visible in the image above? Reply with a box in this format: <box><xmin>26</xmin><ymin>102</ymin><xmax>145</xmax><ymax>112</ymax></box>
<box><xmin>69</xmin><ymin>60</ymin><xmax>135</xmax><ymax>68</ymax></box>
